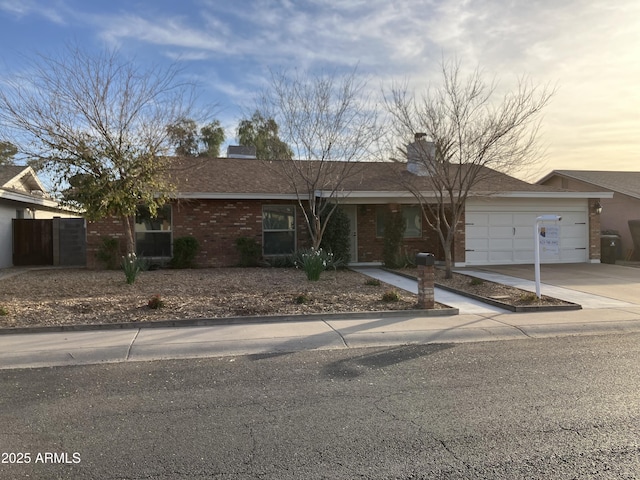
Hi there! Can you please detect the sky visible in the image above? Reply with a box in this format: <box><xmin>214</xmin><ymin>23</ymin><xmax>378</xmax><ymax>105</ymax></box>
<box><xmin>0</xmin><ymin>0</ymin><xmax>638</xmax><ymax>181</ymax></box>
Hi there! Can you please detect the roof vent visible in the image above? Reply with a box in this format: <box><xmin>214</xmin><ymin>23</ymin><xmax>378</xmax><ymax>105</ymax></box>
<box><xmin>227</xmin><ymin>145</ymin><xmax>257</xmax><ymax>159</ymax></box>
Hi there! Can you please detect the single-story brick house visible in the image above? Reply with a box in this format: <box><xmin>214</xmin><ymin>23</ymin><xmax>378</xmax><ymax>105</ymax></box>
<box><xmin>86</xmin><ymin>155</ymin><xmax>613</xmax><ymax>269</ymax></box>
<box><xmin>538</xmin><ymin>170</ymin><xmax>640</xmax><ymax>259</ymax></box>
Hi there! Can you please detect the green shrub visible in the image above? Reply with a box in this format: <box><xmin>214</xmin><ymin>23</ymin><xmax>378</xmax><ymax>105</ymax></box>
<box><xmin>365</xmin><ymin>278</ymin><xmax>381</xmax><ymax>286</ymax></box>
<box><xmin>235</xmin><ymin>237</ymin><xmax>261</xmax><ymax>267</ymax></box>
<box><xmin>97</xmin><ymin>237</ymin><xmax>120</xmax><ymax>270</ymax></box>
<box><xmin>170</xmin><ymin>236</ymin><xmax>200</xmax><ymax>269</ymax></box>
<box><xmin>0</xmin><ymin>306</ymin><xmax>8</xmax><ymax>316</ymax></box>
<box><xmin>382</xmin><ymin>210</ymin><xmax>406</xmax><ymax>268</ymax></box>
<box><xmin>320</xmin><ymin>205</ymin><xmax>351</xmax><ymax>265</ymax></box>
<box><xmin>381</xmin><ymin>289</ymin><xmax>400</xmax><ymax>302</ymax></box>
<box><xmin>470</xmin><ymin>277</ymin><xmax>484</xmax><ymax>286</ymax></box>
<box><xmin>293</xmin><ymin>247</ymin><xmax>338</xmax><ymax>281</ymax></box>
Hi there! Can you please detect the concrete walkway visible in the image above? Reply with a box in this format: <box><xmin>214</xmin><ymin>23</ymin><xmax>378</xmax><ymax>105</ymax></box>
<box><xmin>351</xmin><ymin>267</ymin><xmax>508</xmax><ymax>315</ymax></box>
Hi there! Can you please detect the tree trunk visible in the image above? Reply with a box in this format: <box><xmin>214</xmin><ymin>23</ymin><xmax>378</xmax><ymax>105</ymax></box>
<box><xmin>122</xmin><ymin>215</ymin><xmax>136</xmax><ymax>256</ymax></box>
<box><xmin>443</xmin><ymin>237</ymin><xmax>453</xmax><ymax>279</ymax></box>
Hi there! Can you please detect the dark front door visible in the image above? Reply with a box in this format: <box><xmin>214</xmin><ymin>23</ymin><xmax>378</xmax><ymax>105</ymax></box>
<box><xmin>12</xmin><ymin>219</ymin><xmax>54</xmax><ymax>266</ymax></box>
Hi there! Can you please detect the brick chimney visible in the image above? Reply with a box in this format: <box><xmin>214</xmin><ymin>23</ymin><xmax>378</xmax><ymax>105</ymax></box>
<box><xmin>406</xmin><ymin>133</ymin><xmax>436</xmax><ymax>176</ymax></box>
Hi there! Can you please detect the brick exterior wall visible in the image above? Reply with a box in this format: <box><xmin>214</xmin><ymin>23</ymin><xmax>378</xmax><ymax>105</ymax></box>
<box><xmin>87</xmin><ymin>199</ymin><xmax>310</xmax><ymax>269</ymax></box>
<box><xmin>354</xmin><ymin>204</ymin><xmax>461</xmax><ymax>264</ymax></box>
<box><xmin>588</xmin><ymin>198</ymin><xmax>601</xmax><ymax>261</ymax></box>
<box><xmin>86</xmin><ymin>199</ymin><xmax>466</xmax><ymax>268</ymax></box>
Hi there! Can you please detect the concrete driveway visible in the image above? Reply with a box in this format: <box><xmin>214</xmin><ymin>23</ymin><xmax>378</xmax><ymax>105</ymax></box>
<box><xmin>470</xmin><ymin>263</ymin><xmax>640</xmax><ymax>304</ymax></box>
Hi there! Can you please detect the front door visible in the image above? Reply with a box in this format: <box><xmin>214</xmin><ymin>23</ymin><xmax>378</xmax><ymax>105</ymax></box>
<box><xmin>343</xmin><ymin>205</ymin><xmax>358</xmax><ymax>263</ymax></box>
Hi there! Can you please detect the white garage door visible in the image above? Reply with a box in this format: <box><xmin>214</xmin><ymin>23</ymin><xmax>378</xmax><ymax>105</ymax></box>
<box><xmin>465</xmin><ymin>198</ymin><xmax>589</xmax><ymax>265</ymax></box>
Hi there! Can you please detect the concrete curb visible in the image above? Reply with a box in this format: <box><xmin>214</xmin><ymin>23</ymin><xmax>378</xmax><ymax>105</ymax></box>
<box><xmin>0</xmin><ymin>307</ymin><xmax>460</xmax><ymax>335</ymax></box>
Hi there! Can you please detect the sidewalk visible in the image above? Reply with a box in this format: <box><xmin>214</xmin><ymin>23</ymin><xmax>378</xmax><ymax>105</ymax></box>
<box><xmin>3</xmin><ymin>268</ymin><xmax>640</xmax><ymax>370</ymax></box>
<box><xmin>3</xmin><ymin>306</ymin><xmax>640</xmax><ymax>370</ymax></box>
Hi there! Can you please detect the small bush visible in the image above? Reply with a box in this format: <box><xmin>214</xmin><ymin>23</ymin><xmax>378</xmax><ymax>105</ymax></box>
<box><xmin>0</xmin><ymin>306</ymin><xmax>8</xmax><ymax>316</ymax></box>
<box><xmin>383</xmin><ymin>210</ymin><xmax>406</xmax><ymax>268</ymax></box>
<box><xmin>470</xmin><ymin>278</ymin><xmax>484</xmax><ymax>286</ymax></box>
<box><xmin>381</xmin><ymin>289</ymin><xmax>400</xmax><ymax>302</ymax></box>
<box><xmin>147</xmin><ymin>294</ymin><xmax>164</xmax><ymax>310</ymax></box>
<box><xmin>170</xmin><ymin>236</ymin><xmax>200</xmax><ymax>269</ymax></box>
<box><xmin>235</xmin><ymin>237</ymin><xmax>261</xmax><ymax>267</ymax></box>
<box><xmin>294</xmin><ymin>294</ymin><xmax>309</xmax><ymax>304</ymax></box>
<box><xmin>97</xmin><ymin>237</ymin><xmax>120</xmax><ymax>270</ymax></box>
<box><xmin>365</xmin><ymin>278</ymin><xmax>381</xmax><ymax>286</ymax></box>
<box><xmin>320</xmin><ymin>205</ymin><xmax>351</xmax><ymax>265</ymax></box>
<box><xmin>293</xmin><ymin>247</ymin><xmax>338</xmax><ymax>281</ymax></box>
<box><xmin>519</xmin><ymin>293</ymin><xmax>539</xmax><ymax>304</ymax></box>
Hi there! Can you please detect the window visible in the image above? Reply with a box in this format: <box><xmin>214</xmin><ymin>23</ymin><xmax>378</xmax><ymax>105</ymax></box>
<box><xmin>135</xmin><ymin>205</ymin><xmax>172</xmax><ymax>257</ymax></box>
<box><xmin>376</xmin><ymin>206</ymin><xmax>422</xmax><ymax>238</ymax></box>
<box><xmin>263</xmin><ymin>205</ymin><xmax>295</xmax><ymax>255</ymax></box>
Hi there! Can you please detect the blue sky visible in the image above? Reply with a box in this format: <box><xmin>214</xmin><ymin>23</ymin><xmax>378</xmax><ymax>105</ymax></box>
<box><xmin>1</xmin><ymin>0</ymin><xmax>639</xmax><ymax>179</ymax></box>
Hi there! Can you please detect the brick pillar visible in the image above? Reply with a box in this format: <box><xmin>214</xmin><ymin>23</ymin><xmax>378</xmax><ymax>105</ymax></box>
<box><xmin>416</xmin><ymin>253</ymin><xmax>435</xmax><ymax>309</ymax></box>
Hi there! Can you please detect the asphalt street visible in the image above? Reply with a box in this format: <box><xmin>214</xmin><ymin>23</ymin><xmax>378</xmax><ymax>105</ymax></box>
<box><xmin>1</xmin><ymin>333</ymin><xmax>639</xmax><ymax>479</ymax></box>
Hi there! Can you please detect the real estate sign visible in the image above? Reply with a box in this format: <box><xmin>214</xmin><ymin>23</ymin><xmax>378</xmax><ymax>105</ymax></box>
<box><xmin>539</xmin><ymin>225</ymin><xmax>560</xmax><ymax>254</ymax></box>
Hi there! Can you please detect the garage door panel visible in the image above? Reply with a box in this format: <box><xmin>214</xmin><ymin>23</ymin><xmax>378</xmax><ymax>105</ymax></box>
<box><xmin>490</xmin><ymin>239</ymin><xmax>514</xmax><ymax>250</ymax></box>
<box><xmin>489</xmin><ymin>226</ymin><xmax>514</xmax><ymax>237</ymax></box>
<box><xmin>467</xmin><ymin>238</ymin><xmax>489</xmax><ymax>250</ymax></box>
<box><xmin>467</xmin><ymin>226</ymin><xmax>488</xmax><ymax>238</ymax></box>
<box><xmin>490</xmin><ymin>251</ymin><xmax>514</xmax><ymax>263</ymax></box>
<box><xmin>489</xmin><ymin>214</ymin><xmax>513</xmax><ymax>226</ymax></box>
<box><xmin>465</xmin><ymin>202</ymin><xmax>589</xmax><ymax>265</ymax></box>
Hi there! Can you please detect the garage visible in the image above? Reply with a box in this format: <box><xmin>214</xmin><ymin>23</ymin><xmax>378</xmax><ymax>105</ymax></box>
<box><xmin>465</xmin><ymin>197</ymin><xmax>589</xmax><ymax>265</ymax></box>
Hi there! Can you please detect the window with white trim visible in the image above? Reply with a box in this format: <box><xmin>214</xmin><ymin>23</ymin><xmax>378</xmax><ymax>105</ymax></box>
<box><xmin>262</xmin><ymin>205</ymin><xmax>296</xmax><ymax>255</ymax></box>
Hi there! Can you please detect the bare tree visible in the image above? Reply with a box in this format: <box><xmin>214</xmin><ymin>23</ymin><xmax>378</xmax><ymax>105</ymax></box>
<box><xmin>0</xmin><ymin>45</ymin><xmax>194</xmax><ymax>255</ymax></box>
<box><xmin>384</xmin><ymin>60</ymin><xmax>554</xmax><ymax>278</ymax></box>
<box><xmin>258</xmin><ymin>68</ymin><xmax>381</xmax><ymax>249</ymax></box>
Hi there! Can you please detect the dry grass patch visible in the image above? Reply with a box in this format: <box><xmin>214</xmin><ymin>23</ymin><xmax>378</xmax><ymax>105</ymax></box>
<box><xmin>0</xmin><ymin>268</ymin><xmax>422</xmax><ymax>328</ymax></box>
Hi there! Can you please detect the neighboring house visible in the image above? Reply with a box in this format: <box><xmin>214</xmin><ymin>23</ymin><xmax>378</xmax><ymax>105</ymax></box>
<box><xmin>538</xmin><ymin>170</ymin><xmax>640</xmax><ymax>258</ymax></box>
<box><xmin>85</xmin><ymin>155</ymin><xmax>612</xmax><ymax>269</ymax></box>
<box><xmin>0</xmin><ymin>165</ymin><xmax>81</xmax><ymax>268</ymax></box>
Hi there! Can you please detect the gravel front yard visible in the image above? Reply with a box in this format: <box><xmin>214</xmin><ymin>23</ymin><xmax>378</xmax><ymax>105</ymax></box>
<box><xmin>0</xmin><ymin>268</ymin><xmax>423</xmax><ymax>329</ymax></box>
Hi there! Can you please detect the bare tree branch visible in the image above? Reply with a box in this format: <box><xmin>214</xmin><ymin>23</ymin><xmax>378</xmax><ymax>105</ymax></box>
<box><xmin>384</xmin><ymin>59</ymin><xmax>554</xmax><ymax>277</ymax></box>
<box><xmin>257</xmin><ymin>68</ymin><xmax>382</xmax><ymax>249</ymax></box>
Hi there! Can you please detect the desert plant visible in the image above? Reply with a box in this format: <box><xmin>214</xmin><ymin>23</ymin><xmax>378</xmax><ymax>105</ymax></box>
<box><xmin>97</xmin><ymin>237</ymin><xmax>120</xmax><ymax>270</ymax></box>
<box><xmin>147</xmin><ymin>294</ymin><xmax>164</xmax><ymax>309</ymax></box>
<box><xmin>470</xmin><ymin>278</ymin><xmax>484</xmax><ymax>286</ymax></box>
<box><xmin>519</xmin><ymin>292</ymin><xmax>539</xmax><ymax>304</ymax></box>
<box><xmin>122</xmin><ymin>252</ymin><xmax>141</xmax><ymax>284</ymax></box>
<box><xmin>293</xmin><ymin>247</ymin><xmax>337</xmax><ymax>281</ymax></box>
<box><xmin>320</xmin><ymin>205</ymin><xmax>351</xmax><ymax>265</ymax></box>
<box><xmin>365</xmin><ymin>278</ymin><xmax>381</xmax><ymax>286</ymax></box>
<box><xmin>235</xmin><ymin>237</ymin><xmax>261</xmax><ymax>267</ymax></box>
<box><xmin>381</xmin><ymin>289</ymin><xmax>400</xmax><ymax>302</ymax></box>
<box><xmin>382</xmin><ymin>210</ymin><xmax>406</xmax><ymax>268</ymax></box>
<box><xmin>170</xmin><ymin>236</ymin><xmax>200</xmax><ymax>269</ymax></box>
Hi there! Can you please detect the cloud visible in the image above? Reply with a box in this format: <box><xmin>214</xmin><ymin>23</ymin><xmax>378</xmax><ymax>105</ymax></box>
<box><xmin>0</xmin><ymin>0</ymin><xmax>67</xmax><ymax>24</ymax></box>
